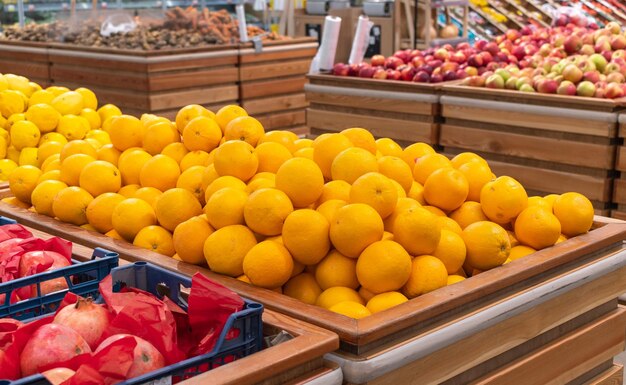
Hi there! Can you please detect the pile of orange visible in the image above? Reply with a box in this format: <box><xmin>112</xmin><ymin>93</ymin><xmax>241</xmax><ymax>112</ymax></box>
<box><xmin>3</xmin><ymin>74</ymin><xmax>596</xmax><ymax>319</ymax></box>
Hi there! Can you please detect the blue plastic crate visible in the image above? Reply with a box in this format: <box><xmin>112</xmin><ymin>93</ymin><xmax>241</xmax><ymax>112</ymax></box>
<box><xmin>3</xmin><ymin>262</ymin><xmax>264</xmax><ymax>385</ymax></box>
<box><xmin>0</xmin><ymin>216</ymin><xmax>119</xmax><ymax>320</ymax></box>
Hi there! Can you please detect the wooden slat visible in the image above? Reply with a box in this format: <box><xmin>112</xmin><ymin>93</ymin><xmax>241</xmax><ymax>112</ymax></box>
<box><xmin>256</xmin><ymin>110</ymin><xmax>306</xmax><ymax>131</ymax></box>
<box><xmin>306</xmin><ymin>90</ymin><xmax>435</xmax><ymax>116</ymax></box>
<box><xmin>613</xmin><ymin>179</ymin><xmax>626</xmax><ymax>205</ymax></box>
<box><xmin>616</xmin><ymin>147</ymin><xmax>626</xmax><ymax>172</ymax></box>
<box><xmin>240</xmin><ymin>77</ymin><xmax>307</xmax><ymax>99</ymax></box>
<box><xmin>442</xmin><ymin>104</ymin><xmax>615</xmax><ymax>137</ymax></box>
<box><xmin>488</xmin><ymin>160</ymin><xmax>612</xmax><ymax>203</ymax></box>
<box><xmin>0</xmin><ymin>61</ymin><xmax>49</xmax><ymax>80</ymax></box>
<box><xmin>242</xmin><ymin>93</ymin><xmax>308</xmax><ymax>115</ymax></box>
<box><xmin>440</xmin><ymin>124</ymin><xmax>614</xmax><ymax>169</ymax></box>
<box><xmin>146</xmin><ymin>54</ymin><xmax>237</xmax><ymax>73</ymax></box>
<box><xmin>240</xmin><ymin>59</ymin><xmax>311</xmax><ymax>82</ymax></box>
<box><xmin>469</xmin><ymin>309</ymin><xmax>626</xmax><ymax>385</ymax></box>
<box><xmin>50</xmin><ymin>66</ymin><xmax>149</xmax><ymax>91</ymax></box>
<box><xmin>148</xmin><ymin>66</ymin><xmax>238</xmax><ymax>91</ymax></box>
<box><xmin>308</xmin><ymin>74</ymin><xmax>443</xmax><ymax>95</ymax></box>
<box><xmin>307</xmin><ymin>108</ymin><xmax>436</xmax><ymax>144</ymax></box>
<box><xmin>149</xmin><ymin>85</ymin><xmax>239</xmax><ymax>111</ymax></box>
<box><xmin>587</xmin><ymin>364</ymin><xmax>623</xmax><ymax>385</ymax></box>
<box><xmin>611</xmin><ymin>211</ymin><xmax>626</xmax><ymax>221</ymax></box>
<box><xmin>239</xmin><ymin>46</ymin><xmax>317</xmax><ymax>64</ymax></box>
<box><xmin>49</xmin><ymin>53</ymin><xmax>147</xmax><ymax>73</ymax></box>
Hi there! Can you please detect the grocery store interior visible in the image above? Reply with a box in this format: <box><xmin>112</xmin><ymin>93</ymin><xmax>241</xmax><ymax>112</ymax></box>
<box><xmin>1</xmin><ymin>0</ymin><xmax>626</xmax><ymax>384</ymax></box>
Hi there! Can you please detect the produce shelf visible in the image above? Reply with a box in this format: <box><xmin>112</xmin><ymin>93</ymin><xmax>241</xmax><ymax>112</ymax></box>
<box><xmin>0</xmin><ymin>186</ymin><xmax>624</xmax><ymax>384</ymax></box>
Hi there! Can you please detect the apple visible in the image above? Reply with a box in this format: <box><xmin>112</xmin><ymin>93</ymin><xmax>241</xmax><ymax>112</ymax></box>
<box><xmin>577</xmin><ymin>59</ymin><xmax>596</xmax><ymax>73</ymax></box>
<box><xmin>562</xmin><ymin>64</ymin><xmax>584</xmax><ymax>83</ymax></box>
<box><xmin>494</xmin><ymin>69</ymin><xmax>511</xmax><ymax>82</ymax></box>
<box><xmin>506</xmin><ymin>29</ymin><xmax>521</xmax><ymax>41</ymax></box>
<box><xmin>595</xmin><ymin>38</ymin><xmax>611</xmax><ymax>53</ymax></box>
<box><xmin>370</xmin><ymin>55</ymin><xmax>385</xmax><ymax>67</ymax></box>
<box><xmin>412</xmin><ymin>71</ymin><xmax>430</xmax><ymax>83</ymax></box>
<box><xmin>465</xmin><ymin>75</ymin><xmax>486</xmax><ymax>87</ymax></box>
<box><xmin>434</xmin><ymin>48</ymin><xmax>450</xmax><ymax>61</ymax></box>
<box><xmin>584</xmin><ymin>70</ymin><xmax>601</xmax><ymax>83</ymax></box>
<box><xmin>400</xmin><ymin>66</ymin><xmax>417</xmax><ymax>81</ymax></box>
<box><xmin>605</xmin><ymin>63</ymin><xmax>621</xmax><ymax>75</ymax></box>
<box><xmin>484</xmin><ymin>42</ymin><xmax>500</xmax><ymax>56</ymax></box>
<box><xmin>332</xmin><ymin>63</ymin><xmax>349</xmax><ymax>76</ymax></box>
<box><xmin>430</xmin><ymin>74</ymin><xmax>443</xmax><ymax>83</ymax></box>
<box><xmin>443</xmin><ymin>71</ymin><xmax>458</xmax><ymax>81</ymax></box>
<box><xmin>427</xmin><ymin>59</ymin><xmax>443</xmax><ymax>69</ymax></box>
<box><xmin>580</xmin><ymin>44</ymin><xmax>595</xmax><ymax>55</ymax></box>
<box><xmin>537</xmin><ymin>79</ymin><xmax>558</xmax><ymax>94</ymax></box>
<box><xmin>465</xmin><ymin>66</ymin><xmax>478</xmax><ymax>77</ymax></box>
<box><xmin>455</xmin><ymin>69</ymin><xmax>469</xmax><ymax>80</ymax></box>
<box><xmin>358</xmin><ymin>66</ymin><xmax>376</xmax><ymax>78</ymax></box>
<box><xmin>606</xmin><ymin>22</ymin><xmax>622</xmax><ymax>35</ymax></box>
<box><xmin>588</xmin><ymin>53</ymin><xmax>608</xmax><ymax>73</ymax></box>
<box><xmin>418</xmin><ymin>65</ymin><xmax>434</xmax><ymax>75</ymax></box>
<box><xmin>564</xmin><ymin>35</ymin><xmax>582</xmax><ymax>54</ymax></box>
<box><xmin>384</xmin><ymin>56</ymin><xmax>404</xmax><ymax>70</ymax></box>
<box><xmin>348</xmin><ymin>63</ymin><xmax>361</xmax><ymax>76</ymax></box>
<box><xmin>386</xmin><ymin>69</ymin><xmax>401</xmax><ymax>80</ymax></box>
<box><xmin>512</xmin><ymin>46</ymin><xmax>526</xmax><ymax>61</ymax></box>
<box><xmin>411</xmin><ymin>56</ymin><xmax>425</xmax><ymax>68</ymax></box>
<box><xmin>606</xmin><ymin>83</ymin><xmax>625</xmax><ymax>98</ymax></box>
<box><xmin>474</xmin><ymin>40</ymin><xmax>488</xmax><ymax>50</ymax></box>
<box><xmin>557</xmin><ymin>80</ymin><xmax>577</xmax><ymax>96</ymax></box>
<box><xmin>519</xmin><ymin>84</ymin><xmax>536</xmax><ymax>92</ymax></box>
<box><xmin>393</xmin><ymin>50</ymin><xmax>411</xmax><ymax>64</ymax></box>
<box><xmin>595</xmin><ymin>87</ymin><xmax>606</xmax><ymax>98</ymax></box>
<box><xmin>520</xmin><ymin>25</ymin><xmax>533</xmax><ymax>36</ymax></box>
<box><xmin>505</xmin><ymin>77</ymin><xmax>518</xmax><ymax>90</ymax></box>
<box><xmin>456</xmin><ymin>42</ymin><xmax>471</xmax><ymax>50</ymax></box>
<box><xmin>607</xmin><ymin>72</ymin><xmax>625</xmax><ymax>84</ymax></box>
<box><xmin>516</xmin><ymin>76</ymin><xmax>532</xmax><ymax>90</ymax></box>
<box><xmin>485</xmin><ymin>74</ymin><xmax>505</xmax><ymax>89</ymax></box>
<box><xmin>372</xmin><ymin>69</ymin><xmax>387</xmax><ymax>80</ymax></box>
<box><xmin>467</xmin><ymin>54</ymin><xmax>484</xmax><ymax>68</ymax></box>
<box><xmin>481</xmin><ymin>52</ymin><xmax>494</xmax><ymax>65</ymax></box>
<box><xmin>577</xmin><ymin>81</ymin><xmax>596</xmax><ymax>97</ymax></box>
<box><xmin>613</xmin><ymin>50</ymin><xmax>626</xmax><ymax>60</ymax></box>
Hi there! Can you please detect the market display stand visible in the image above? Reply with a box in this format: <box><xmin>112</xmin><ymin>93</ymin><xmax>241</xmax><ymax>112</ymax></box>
<box><xmin>613</xmin><ymin>114</ymin><xmax>626</xmax><ymax>220</ymax></box>
<box><xmin>239</xmin><ymin>39</ymin><xmax>317</xmax><ymax>135</ymax></box>
<box><xmin>5</xmin><ymin>217</ymin><xmax>342</xmax><ymax>385</ymax></box>
<box><xmin>0</xmin><ymin>41</ymin><xmax>50</xmax><ymax>87</ymax></box>
<box><xmin>305</xmin><ymin>74</ymin><xmax>442</xmax><ymax>146</ymax></box>
<box><xmin>0</xmin><ymin>191</ymin><xmax>624</xmax><ymax>385</ymax></box>
<box><xmin>439</xmin><ymin>85</ymin><xmax>626</xmax><ymax>216</ymax></box>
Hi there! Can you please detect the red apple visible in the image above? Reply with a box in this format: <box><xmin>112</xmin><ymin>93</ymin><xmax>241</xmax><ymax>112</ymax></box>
<box><xmin>430</xmin><ymin>74</ymin><xmax>443</xmax><ymax>83</ymax></box>
<box><xmin>450</xmin><ymin>52</ymin><xmax>467</xmax><ymax>64</ymax></box>
<box><xmin>411</xmin><ymin>56</ymin><xmax>425</xmax><ymax>68</ymax></box>
<box><xmin>400</xmin><ymin>66</ymin><xmax>417</xmax><ymax>81</ymax></box>
<box><xmin>332</xmin><ymin>63</ymin><xmax>349</xmax><ymax>76</ymax></box>
<box><xmin>467</xmin><ymin>54</ymin><xmax>484</xmax><ymax>68</ymax></box>
<box><xmin>481</xmin><ymin>51</ymin><xmax>494</xmax><ymax>65</ymax></box>
<box><xmin>434</xmin><ymin>48</ymin><xmax>450</xmax><ymax>61</ymax></box>
<box><xmin>562</xmin><ymin>64</ymin><xmax>583</xmax><ymax>83</ymax></box>
<box><xmin>584</xmin><ymin>70</ymin><xmax>601</xmax><ymax>83</ymax></box>
<box><xmin>606</xmin><ymin>83</ymin><xmax>625</xmax><ymax>98</ymax></box>
<box><xmin>557</xmin><ymin>80</ymin><xmax>577</xmax><ymax>96</ymax></box>
<box><xmin>465</xmin><ymin>66</ymin><xmax>478</xmax><ymax>77</ymax></box>
<box><xmin>358</xmin><ymin>66</ymin><xmax>376</xmax><ymax>78</ymax></box>
<box><xmin>607</xmin><ymin>72</ymin><xmax>625</xmax><ymax>84</ymax></box>
<box><xmin>506</xmin><ymin>29</ymin><xmax>521</xmax><ymax>42</ymax></box>
<box><xmin>474</xmin><ymin>40</ymin><xmax>488</xmax><ymax>50</ymax></box>
<box><xmin>370</xmin><ymin>55</ymin><xmax>385</xmax><ymax>67</ymax></box>
<box><xmin>606</xmin><ymin>22</ymin><xmax>622</xmax><ymax>35</ymax></box>
<box><xmin>386</xmin><ymin>69</ymin><xmax>401</xmax><ymax>80</ymax></box>
<box><xmin>537</xmin><ymin>79</ymin><xmax>558</xmax><ymax>94</ymax></box>
<box><xmin>372</xmin><ymin>68</ymin><xmax>387</xmax><ymax>80</ymax></box>
<box><xmin>580</xmin><ymin>44</ymin><xmax>595</xmax><ymax>55</ymax></box>
<box><xmin>413</xmin><ymin>71</ymin><xmax>430</xmax><ymax>83</ymax></box>
<box><xmin>384</xmin><ymin>56</ymin><xmax>404</xmax><ymax>70</ymax></box>
<box><xmin>455</xmin><ymin>69</ymin><xmax>468</xmax><ymax>79</ymax></box>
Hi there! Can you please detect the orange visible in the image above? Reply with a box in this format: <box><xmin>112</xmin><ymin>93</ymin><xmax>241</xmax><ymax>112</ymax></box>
<box><xmin>176</xmin><ymin>104</ymin><xmax>215</xmax><ymax>134</ymax></box>
<box><xmin>52</xmin><ymin>186</ymin><xmax>94</xmax><ymax>225</ymax></box>
<box><xmin>132</xmin><ymin>187</ymin><xmax>162</xmax><ymax>210</ymax></box>
<box><xmin>552</xmin><ymin>192</ymin><xmax>594</xmax><ymax>237</ymax></box>
<box><xmin>201</xmin><ymin>164</ymin><xmax>219</xmax><ymax>192</ymax></box>
<box><xmin>180</xmin><ymin>150</ymin><xmax>211</xmax><ymax>171</ymax></box>
<box><xmin>204</xmin><ymin>224</ymin><xmax>257</xmax><ymax>276</ymax></box>
<box><xmin>275</xmin><ymin>158</ymin><xmax>324</xmax><ymax>208</ymax></box>
<box><xmin>507</xmin><ymin>230</ymin><xmax>520</xmax><ymax>247</ymax></box>
<box><xmin>79</xmin><ymin>161</ymin><xmax>121</xmax><ymax>197</ymax></box>
<box><xmin>331</xmin><ymin>147</ymin><xmax>378</xmax><ymax>184</ymax></box>
<box><xmin>86</xmin><ymin>192</ymin><xmax>125</xmax><ymax>233</ymax></box>
<box><xmin>316</xmin><ymin>180</ymin><xmax>351</xmax><ymax>205</ymax></box>
<box><xmin>246</xmin><ymin>177</ymin><xmax>275</xmax><ymax>193</ymax></box>
<box><xmin>37</xmin><ymin>170</ymin><xmax>61</xmax><ymax>183</ymax></box>
<box><xmin>257</xmin><ymin>130</ymin><xmax>298</xmax><ymax>154</ymax></box>
<box><xmin>423</xmin><ymin>168</ymin><xmax>469</xmax><ymax>212</ymax></box>
<box><xmin>316</xmin><ymin>287</ymin><xmax>364</xmax><ymax>309</ymax></box>
<box><xmin>154</xmin><ymin>188</ymin><xmax>203</xmax><ymax>231</ymax></box>
<box><xmin>108</xmin><ymin>115</ymin><xmax>143</xmax><ymax>151</ymax></box>
<box><xmin>312</xmin><ymin>134</ymin><xmax>353</xmax><ymax>179</ymax></box>
<box><xmin>97</xmin><ymin>144</ymin><xmax>121</xmax><ymax>166</ymax></box>
<box><xmin>111</xmin><ymin>198</ymin><xmax>157</xmax><ymax>241</ymax></box>
<box><xmin>143</xmin><ymin>121</ymin><xmax>179</xmax><ymax>155</ymax></box>
<box><xmin>450</xmin><ymin>152</ymin><xmax>488</xmax><ymax>169</ymax></box>
<box><xmin>375</xmin><ymin>138</ymin><xmax>403</xmax><ymax>158</ymax></box>
<box><xmin>31</xmin><ymin>180</ymin><xmax>68</xmax><ymax>216</ymax></box>
<box><xmin>57</xmin><ymin>114</ymin><xmax>90</xmax><ymax>141</ymax></box>
<box><xmin>316</xmin><ymin>199</ymin><xmax>347</xmax><ymax>223</ymax></box>
<box><xmin>118</xmin><ymin>184</ymin><xmax>140</xmax><ymax>198</ymax></box>
<box><xmin>413</xmin><ymin>153</ymin><xmax>452</xmax><ymax>185</ymax></box>
<box><xmin>204</xmin><ymin>175</ymin><xmax>247</xmax><ymax>202</ymax></box>
<box><xmin>75</xmin><ymin>87</ymin><xmax>97</xmax><ymax>110</ymax></box>
<box><xmin>315</xmin><ymin>249</ymin><xmax>359</xmax><ymax>290</ymax></box>
<box><xmin>282</xmin><ymin>209</ymin><xmax>330</xmax><ymax>265</ymax></box>
<box><xmin>349</xmin><ymin>172</ymin><xmax>398</xmax><ymax>219</ymax></box>
<box><xmin>244</xmin><ymin>188</ymin><xmax>294</xmax><ymax>236</ymax></box>
<box><xmin>449</xmin><ymin>201</ymin><xmax>489</xmax><ymax>229</ymax></box>
<box><xmin>408</xmin><ymin>181</ymin><xmax>426</xmax><ymax>204</ymax></box>
<box><xmin>139</xmin><ymin>154</ymin><xmax>180</xmax><ymax>192</ymax></box>
<box><xmin>96</xmin><ymin>104</ymin><xmax>122</xmax><ymax>124</ymax></box>
<box><xmin>423</xmin><ymin>206</ymin><xmax>446</xmax><ymax>217</ymax></box>
<box><xmin>366</xmin><ymin>292</ymin><xmax>408</xmax><ymax>314</ymax></box>
<box><xmin>204</xmin><ymin>187</ymin><xmax>248</xmax><ymax>229</ymax></box>
<box><xmin>25</xmin><ymin>103</ymin><xmax>60</xmax><ymax>133</ymax></box>
<box><xmin>294</xmin><ymin>138</ymin><xmax>313</xmax><ymax>151</ymax></box>
<box><xmin>213</xmin><ymin>140</ymin><xmax>258</xmax><ymax>182</ymax></box>
<box><xmin>81</xmin><ymin>109</ymin><xmax>102</xmax><ymax>130</ymax></box>
<box><xmin>359</xmin><ymin>287</ymin><xmax>376</xmax><ymax>302</ymax></box>
<box><xmin>480</xmin><ymin>176</ymin><xmax>528</xmax><ymax>225</ymax></box>
<box><xmin>402</xmin><ymin>255</ymin><xmax>448</xmax><ymax>298</ymax></box>
<box><xmin>9</xmin><ymin>165</ymin><xmax>42</xmax><ymax>204</ymax></box>
<box><xmin>383</xmin><ymin>197</ymin><xmax>422</xmax><ymax>232</ymax></box>
<box><xmin>37</xmin><ymin>141</ymin><xmax>64</xmax><ymax>167</ymax></box>
<box><xmin>356</xmin><ymin>240</ymin><xmax>412</xmax><ymax>294</ymax></box>
<box><xmin>173</xmin><ymin>215</ymin><xmax>214</xmax><ymax>265</ymax></box>
<box><xmin>340</xmin><ymin>128</ymin><xmax>376</xmax><ymax>154</ymax></box>
<box><xmin>176</xmin><ymin>165</ymin><xmax>206</xmax><ymax>204</ymax></box>
<box><xmin>223</xmin><ymin>116</ymin><xmax>265</xmax><ymax>146</ymax></box>
<box><xmin>402</xmin><ymin>142</ymin><xmax>435</xmax><ymax>168</ymax></box>
<box><xmin>514</xmin><ymin>206</ymin><xmax>561</xmax><ymax>249</ymax></box>
<box><xmin>432</xmin><ymin>229</ymin><xmax>467</xmax><ymax>274</ymax></box>
<box><xmin>330</xmin><ymin>203</ymin><xmax>384</xmax><ymax>258</ymax></box>
<box><xmin>393</xmin><ymin>207</ymin><xmax>441</xmax><ymax>256</ymax></box>
<box><xmin>51</xmin><ymin>91</ymin><xmax>84</xmax><ymax>115</ymax></box>
<box><xmin>328</xmin><ymin>301</ymin><xmax>371</xmax><ymax>319</ymax></box>
<box><xmin>509</xmin><ymin>245</ymin><xmax>536</xmax><ymax>261</ymax></box>
<box><xmin>60</xmin><ymin>154</ymin><xmax>96</xmax><ymax>186</ymax></box>
<box><xmin>215</xmin><ymin>105</ymin><xmax>248</xmax><ymax>133</ymax></box>
<box><xmin>462</xmin><ymin>221</ymin><xmax>511</xmax><ymax>270</ymax></box>
<box><xmin>543</xmin><ymin>194</ymin><xmax>559</xmax><ymax>211</ymax></box>
<box><xmin>133</xmin><ymin>225</ymin><xmax>175</xmax><ymax>256</ymax></box>
<box><xmin>182</xmin><ymin>116</ymin><xmax>222</xmax><ymax>152</ymax></box>
<box><xmin>254</xmin><ymin>142</ymin><xmax>292</xmax><ymax>173</ymax></box>
<box><xmin>293</xmin><ymin>147</ymin><xmax>313</xmax><ymax>159</ymax></box>
<box><xmin>457</xmin><ymin>161</ymin><xmax>493</xmax><ymax>202</ymax></box>
<box><xmin>391</xmin><ymin>180</ymin><xmax>406</xmax><ymax>198</ymax></box>
<box><xmin>243</xmin><ymin>241</ymin><xmax>294</xmax><ymax>288</ymax></box>
<box><xmin>118</xmin><ymin>149</ymin><xmax>152</xmax><ymax>185</ymax></box>
<box><xmin>161</xmin><ymin>142</ymin><xmax>189</xmax><ymax>165</ymax></box>
<box><xmin>283</xmin><ymin>273</ymin><xmax>322</xmax><ymax>305</ymax></box>
<box><xmin>447</xmin><ymin>275</ymin><xmax>466</xmax><ymax>285</ymax></box>
<box><xmin>377</xmin><ymin>156</ymin><xmax>413</xmax><ymax>193</ymax></box>
<box><xmin>527</xmin><ymin>196</ymin><xmax>552</xmax><ymax>211</ymax></box>
<box><xmin>59</xmin><ymin>140</ymin><xmax>98</xmax><ymax>162</ymax></box>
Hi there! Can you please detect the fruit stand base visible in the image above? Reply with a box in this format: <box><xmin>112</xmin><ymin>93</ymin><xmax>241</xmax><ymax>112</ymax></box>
<box><xmin>613</xmin><ymin>114</ymin><xmax>626</xmax><ymax>220</ymax></box>
<box><xmin>0</xmin><ymin>42</ymin><xmax>50</xmax><ymax>87</ymax></box>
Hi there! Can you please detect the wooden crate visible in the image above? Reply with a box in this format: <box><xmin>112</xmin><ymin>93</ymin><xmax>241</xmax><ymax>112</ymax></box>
<box><xmin>0</xmin><ymin>191</ymin><xmax>625</xmax><ymax>384</ymax></box>
<box><xmin>439</xmin><ymin>85</ymin><xmax>626</xmax><ymax>215</ymax></box>
<box><xmin>45</xmin><ymin>43</ymin><xmax>240</xmax><ymax>119</ymax></box>
<box><xmin>0</xmin><ymin>41</ymin><xmax>50</xmax><ymax>87</ymax></box>
<box><xmin>239</xmin><ymin>38</ymin><xmax>317</xmax><ymax>134</ymax></box>
<box><xmin>306</xmin><ymin>74</ymin><xmax>442</xmax><ymax>146</ymax></box>
<box><xmin>613</xmin><ymin>114</ymin><xmax>626</xmax><ymax>219</ymax></box>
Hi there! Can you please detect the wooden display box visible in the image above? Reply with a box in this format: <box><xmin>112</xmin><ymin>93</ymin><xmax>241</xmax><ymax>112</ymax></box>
<box><xmin>0</xmin><ymin>41</ymin><xmax>50</xmax><ymax>87</ymax></box>
<box><xmin>612</xmin><ymin>114</ymin><xmax>626</xmax><ymax>220</ymax></box>
<box><xmin>306</xmin><ymin>74</ymin><xmax>442</xmax><ymax>146</ymax></box>
<box><xmin>0</xmin><ymin>191</ymin><xmax>625</xmax><ymax>384</ymax></box>
<box><xmin>439</xmin><ymin>85</ymin><xmax>626</xmax><ymax>216</ymax></box>
<box><xmin>239</xmin><ymin>38</ymin><xmax>317</xmax><ymax>135</ymax></box>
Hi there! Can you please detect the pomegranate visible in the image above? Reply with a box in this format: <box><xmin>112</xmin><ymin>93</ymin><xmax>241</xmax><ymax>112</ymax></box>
<box><xmin>20</xmin><ymin>323</ymin><xmax>91</xmax><ymax>376</ymax></box>
<box><xmin>42</xmin><ymin>368</ymin><xmax>76</xmax><ymax>385</ymax></box>
<box><xmin>96</xmin><ymin>334</ymin><xmax>165</xmax><ymax>378</ymax></box>
<box><xmin>54</xmin><ymin>298</ymin><xmax>111</xmax><ymax>349</ymax></box>
<box><xmin>19</xmin><ymin>251</ymin><xmax>71</xmax><ymax>298</ymax></box>
<box><xmin>0</xmin><ymin>349</ymin><xmax>20</xmax><ymax>380</ymax></box>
